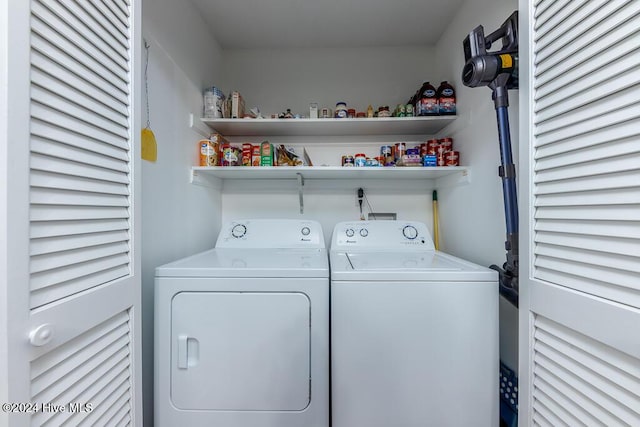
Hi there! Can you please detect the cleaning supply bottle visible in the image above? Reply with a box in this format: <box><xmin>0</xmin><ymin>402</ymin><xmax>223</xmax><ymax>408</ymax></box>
<box><xmin>417</xmin><ymin>82</ymin><xmax>438</xmax><ymax>116</ymax></box>
<box><xmin>437</xmin><ymin>81</ymin><xmax>456</xmax><ymax>115</ymax></box>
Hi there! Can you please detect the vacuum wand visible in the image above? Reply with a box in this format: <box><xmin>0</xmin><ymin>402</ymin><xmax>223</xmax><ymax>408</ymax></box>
<box><xmin>462</xmin><ymin>11</ymin><xmax>519</xmax><ymax>307</ymax></box>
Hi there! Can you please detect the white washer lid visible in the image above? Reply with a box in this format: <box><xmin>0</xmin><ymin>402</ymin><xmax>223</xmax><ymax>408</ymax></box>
<box><xmin>156</xmin><ymin>248</ymin><xmax>329</xmax><ymax>278</ymax></box>
<box><xmin>330</xmin><ymin>251</ymin><xmax>497</xmax><ymax>282</ymax></box>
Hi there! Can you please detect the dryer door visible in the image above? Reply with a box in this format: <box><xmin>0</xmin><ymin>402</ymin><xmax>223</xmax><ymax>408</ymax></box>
<box><xmin>171</xmin><ymin>291</ymin><xmax>311</xmax><ymax>411</ymax></box>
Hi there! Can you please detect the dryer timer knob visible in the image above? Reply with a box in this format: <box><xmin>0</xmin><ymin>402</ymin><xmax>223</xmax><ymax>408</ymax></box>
<box><xmin>301</xmin><ymin>226</ymin><xmax>311</xmax><ymax>236</ymax></box>
<box><xmin>345</xmin><ymin>228</ymin><xmax>355</xmax><ymax>237</ymax></box>
<box><xmin>403</xmin><ymin>225</ymin><xmax>418</xmax><ymax>240</ymax></box>
<box><xmin>231</xmin><ymin>224</ymin><xmax>247</xmax><ymax>238</ymax></box>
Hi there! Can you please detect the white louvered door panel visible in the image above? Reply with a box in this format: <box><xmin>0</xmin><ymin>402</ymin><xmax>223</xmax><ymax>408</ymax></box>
<box><xmin>0</xmin><ymin>0</ymin><xmax>141</xmax><ymax>425</ymax></box>
<box><xmin>519</xmin><ymin>1</ymin><xmax>640</xmax><ymax>426</ymax></box>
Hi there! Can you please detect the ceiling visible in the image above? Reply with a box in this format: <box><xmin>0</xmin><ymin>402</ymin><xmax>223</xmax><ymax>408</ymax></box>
<box><xmin>189</xmin><ymin>0</ymin><xmax>466</xmax><ymax>49</ymax></box>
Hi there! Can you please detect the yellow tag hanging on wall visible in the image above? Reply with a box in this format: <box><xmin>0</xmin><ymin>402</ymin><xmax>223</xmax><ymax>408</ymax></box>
<box><xmin>141</xmin><ymin>127</ymin><xmax>157</xmax><ymax>161</ymax></box>
<box><xmin>141</xmin><ymin>40</ymin><xmax>157</xmax><ymax>162</ymax></box>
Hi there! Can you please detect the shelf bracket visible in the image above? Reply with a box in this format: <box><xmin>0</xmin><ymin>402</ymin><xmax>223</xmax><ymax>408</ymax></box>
<box><xmin>190</xmin><ymin>169</ymin><xmax>222</xmax><ymax>189</ymax></box>
<box><xmin>297</xmin><ymin>172</ymin><xmax>305</xmax><ymax>214</ymax></box>
<box><xmin>435</xmin><ymin>168</ymin><xmax>471</xmax><ymax>188</ymax></box>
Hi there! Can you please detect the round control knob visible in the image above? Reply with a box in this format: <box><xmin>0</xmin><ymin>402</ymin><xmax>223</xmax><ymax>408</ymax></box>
<box><xmin>301</xmin><ymin>226</ymin><xmax>311</xmax><ymax>236</ymax></box>
<box><xmin>359</xmin><ymin>228</ymin><xmax>368</xmax><ymax>237</ymax></box>
<box><xmin>403</xmin><ymin>225</ymin><xmax>418</xmax><ymax>240</ymax></box>
<box><xmin>231</xmin><ymin>224</ymin><xmax>247</xmax><ymax>238</ymax></box>
<box><xmin>345</xmin><ymin>228</ymin><xmax>355</xmax><ymax>237</ymax></box>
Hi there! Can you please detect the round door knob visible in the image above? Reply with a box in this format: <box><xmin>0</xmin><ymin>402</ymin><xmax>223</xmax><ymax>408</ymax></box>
<box><xmin>29</xmin><ymin>323</ymin><xmax>54</xmax><ymax>347</ymax></box>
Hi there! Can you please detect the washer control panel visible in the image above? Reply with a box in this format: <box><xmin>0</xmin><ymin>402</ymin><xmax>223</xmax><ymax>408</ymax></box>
<box><xmin>217</xmin><ymin>219</ymin><xmax>324</xmax><ymax>248</ymax></box>
<box><xmin>331</xmin><ymin>221</ymin><xmax>434</xmax><ymax>250</ymax></box>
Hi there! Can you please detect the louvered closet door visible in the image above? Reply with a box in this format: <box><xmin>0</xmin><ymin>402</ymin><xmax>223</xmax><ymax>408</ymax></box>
<box><xmin>519</xmin><ymin>1</ymin><xmax>640</xmax><ymax>426</ymax></box>
<box><xmin>1</xmin><ymin>0</ymin><xmax>141</xmax><ymax>425</ymax></box>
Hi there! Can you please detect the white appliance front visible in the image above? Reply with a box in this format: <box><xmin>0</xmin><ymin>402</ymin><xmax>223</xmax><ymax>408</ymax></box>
<box><xmin>171</xmin><ymin>291</ymin><xmax>311</xmax><ymax>411</ymax></box>
<box><xmin>330</xmin><ymin>221</ymin><xmax>498</xmax><ymax>427</ymax></box>
<box><xmin>155</xmin><ymin>219</ymin><xmax>329</xmax><ymax>427</ymax></box>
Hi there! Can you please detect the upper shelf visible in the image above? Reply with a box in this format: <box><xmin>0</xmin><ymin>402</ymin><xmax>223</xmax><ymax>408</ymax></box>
<box><xmin>200</xmin><ymin>116</ymin><xmax>456</xmax><ymax>136</ymax></box>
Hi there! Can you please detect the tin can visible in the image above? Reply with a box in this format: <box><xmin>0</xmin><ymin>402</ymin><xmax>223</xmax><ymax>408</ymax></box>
<box><xmin>199</xmin><ymin>139</ymin><xmax>219</xmax><ymax>166</ymax></box>
<box><xmin>445</xmin><ymin>151</ymin><xmax>460</xmax><ymax>166</ymax></box>
<box><xmin>437</xmin><ymin>152</ymin><xmax>446</xmax><ymax>167</ymax></box>
<box><xmin>394</xmin><ymin>143</ymin><xmax>406</xmax><ymax>161</ymax></box>
<box><xmin>397</xmin><ymin>104</ymin><xmax>406</xmax><ymax>117</ymax></box>
<box><xmin>365</xmin><ymin>158</ymin><xmax>378</xmax><ymax>167</ymax></box>
<box><xmin>320</xmin><ymin>107</ymin><xmax>332</xmax><ymax>118</ymax></box>
<box><xmin>381</xmin><ymin>145</ymin><xmax>392</xmax><ymax>158</ymax></box>
<box><xmin>343</xmin><ymin>155</ymin><xmax>354</xmax><ymax>167</ymax></box>
<box><xmin>439</xmin><ymin>137</ymin><xmax>453</xmax><ymax>152</ymax></box>
<box><xmin>354</xmin><ymin>153</ymin><xmax>367</xmax><ymax>167</ymax></box>
<box><xmin>347</xmin><ymin>108</ymin><xmax>356</xmax><ymax>118</ymax></box>
<box><xmin>405</xmin><ymin>104</ymin><xmax>414</xmax><ymax>117</ymax></box>
<box><xmin>420</xmin><ymin>143</ymin><xmax>428</xmax><ymax>157</ymax></box>
<box><xmin>426</xmin><ymin>139</ymin><xmax>440</xmax><ymax>155</ymax></box>
<box><xmin>356</xmin><ymin>112</ymin><xmax>366</xmax><ymax>118</ymax></box>
<box><xmin>375</xmin><ymin>155</ymin><xmax>385</xmax><ymax>166</ymax></box>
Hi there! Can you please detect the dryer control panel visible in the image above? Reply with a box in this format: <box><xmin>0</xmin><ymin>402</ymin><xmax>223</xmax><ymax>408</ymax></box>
<box><xmin>331</xmin><ymin>221</ymin><xmax>435</xmax><ymax>251</ymax></box>
<box><xmin>217</xmin><ymin>219</ymin><xmax>324</xmax><ymax>249</ymax></box>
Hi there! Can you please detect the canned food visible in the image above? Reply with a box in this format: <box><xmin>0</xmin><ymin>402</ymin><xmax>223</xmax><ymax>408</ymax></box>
<box><xmin>405</xmin><ymin>104</ymin><xmax>414</xmax><ymax>117</ymax></box>
<box><xmin>439</xmin><ymin>137</ymin><xmax>453</xmax><ymax>152</ymax></box>
<box><xmin>199</xmin><ymin>139</ymin><xmax>220</xmax><ymax>166</ymax></box>
<box><xmin>394</xmin><ymin>143</ymin><xmax>406</xmax><ymax>161</ymax></box>
<box><xmin>347</xmin><ymin>108</ymin><xmax>356</xmax><ymax>118</ymax></box>
<box><xmin>436</xmin><ymin>152</ymin><xmax>446</xmax><ymax>167</ymax></box>
<box><xmin>420</xmin><ymin>143</ymin><xmax>428</xmax><ymax>157</ymax></box>
<box><xmin>343</xmin><ymin>155</ymin><xmax>354</xmax><ymax>166</ymax></box>
<box><xmin>320</xmin><ymin>107</ymin><xmax>332</xmax><ymax>118</ymax></box>
<box><xmin>426</xmin><ymin>139</ymin><xmax>440</xmax><ymax>155</ymax></box>
<box><xmin>366</xmin><ymin>158</ymin><xmax>379</xmax><ymax>167</ymax></box>
<box><xmin>356</xmin><ymin>112</ymin><xmax>366</xmax><ymax>118</ymax></box>
<box><xmin>375</xmin><ymin>156</ymin><xmax>385</xmax><ymax>166</ymax></box>
<box><xmin>445</xmin><ymin>151</ymin><xmax>460</xmax><ymax>166</ymax></box>
<box><xmin>354</xmin><ymin>153</ymin><xmax>367</xmax><ymax>167</ymax></box>
<box><xmin>397</xmin><ymin>104</ymin><xmax>406</xmax><ymax>117</ymax></box>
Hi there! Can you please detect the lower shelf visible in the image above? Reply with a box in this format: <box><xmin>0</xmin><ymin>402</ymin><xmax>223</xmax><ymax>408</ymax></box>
<box><xmin>191</xmin><ymin>165</ymin><xmax>469</xmax><ymax>182</ymax></box>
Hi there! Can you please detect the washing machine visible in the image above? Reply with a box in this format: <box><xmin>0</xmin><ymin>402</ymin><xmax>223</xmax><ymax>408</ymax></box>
<box><xmin>330</xmin><ymin>220</ymin><xmax>499</xmax><ymax>427</ymax></box>
<box><xmin>155</xmin><ymin>219</ymin><xmax>329</xmax><ymax>427</ymax></box>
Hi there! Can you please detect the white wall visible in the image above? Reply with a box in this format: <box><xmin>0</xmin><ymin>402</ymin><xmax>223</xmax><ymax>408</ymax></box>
<box><xmin>433</xmin><ymin>0</ymin><xmax>519</xmax><ymax>371</ymax></box>
<box><xmin>222</xmin><ymin>46</ymin><xmax>435</xmax><ymax>118</ymax></box>
<box><xmin>221</xmin><ymin>46</ymin><xmax>443</xmax><ymax>241</ymax></box>
<box><xmin>142</xmin><ymin>0</ymin><xmax>224</xmax><ymax>424</ymax></box>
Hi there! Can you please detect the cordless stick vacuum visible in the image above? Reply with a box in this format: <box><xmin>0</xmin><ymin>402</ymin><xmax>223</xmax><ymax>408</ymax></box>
<box><xmin>462</xmin><ymin>12</ymin><xmax>519</xmax><ymax>307</ymax></box>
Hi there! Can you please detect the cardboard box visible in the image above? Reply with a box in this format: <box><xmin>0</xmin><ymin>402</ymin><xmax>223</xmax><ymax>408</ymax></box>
<box><xmin>252</xmin><ymin>145</ymin><xmax>261</xmax><ymax>167</ymax></box>
<box><xmin>231</xmin><ymin>91</ymin><xmax>245</xmax><ymax>118</ymax></box>
<box><xmin>260</xmin><ymin>141</ymin><xmax>274</xmax><ymax>166</ymax></box>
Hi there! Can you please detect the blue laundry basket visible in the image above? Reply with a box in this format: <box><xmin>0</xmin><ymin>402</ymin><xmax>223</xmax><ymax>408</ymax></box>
<box><xmin>499</xmin><ymin>361</ymin><xmax>518</xmax><ymax>427</ymax></box>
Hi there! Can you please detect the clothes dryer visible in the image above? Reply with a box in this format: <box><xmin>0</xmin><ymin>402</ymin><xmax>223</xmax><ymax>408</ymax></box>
<box><xmin>155</xmin><ymin>219</ymin><xmax>329</xmax><ymax>427</ymax></box>
<box><xmin>330</xmin><ymin>220</ymin><xmax>498</xmax><ymax>427</ymax></box>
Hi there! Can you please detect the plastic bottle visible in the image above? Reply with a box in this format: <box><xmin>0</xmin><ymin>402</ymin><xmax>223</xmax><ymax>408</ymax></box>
<box><xmin>417</xmin><ymin>82</ymin><xmax>438</xmax><ymax>116</ymax></box>
<box><xmin>437</xmin><ymin>81</ymin><xmax>456</xmax><ymax>115</ymax></box>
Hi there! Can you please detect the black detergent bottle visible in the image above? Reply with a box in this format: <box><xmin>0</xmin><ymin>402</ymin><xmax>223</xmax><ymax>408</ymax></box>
<box><xmin>437</xmin><ymin>81</ymin><xmax>456</xmax><ymax>115</ymax></box>
<box><xmin>417</xmin><ymin>82</ymin><xmax>438</xmax><ymax>116</ymax></box>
